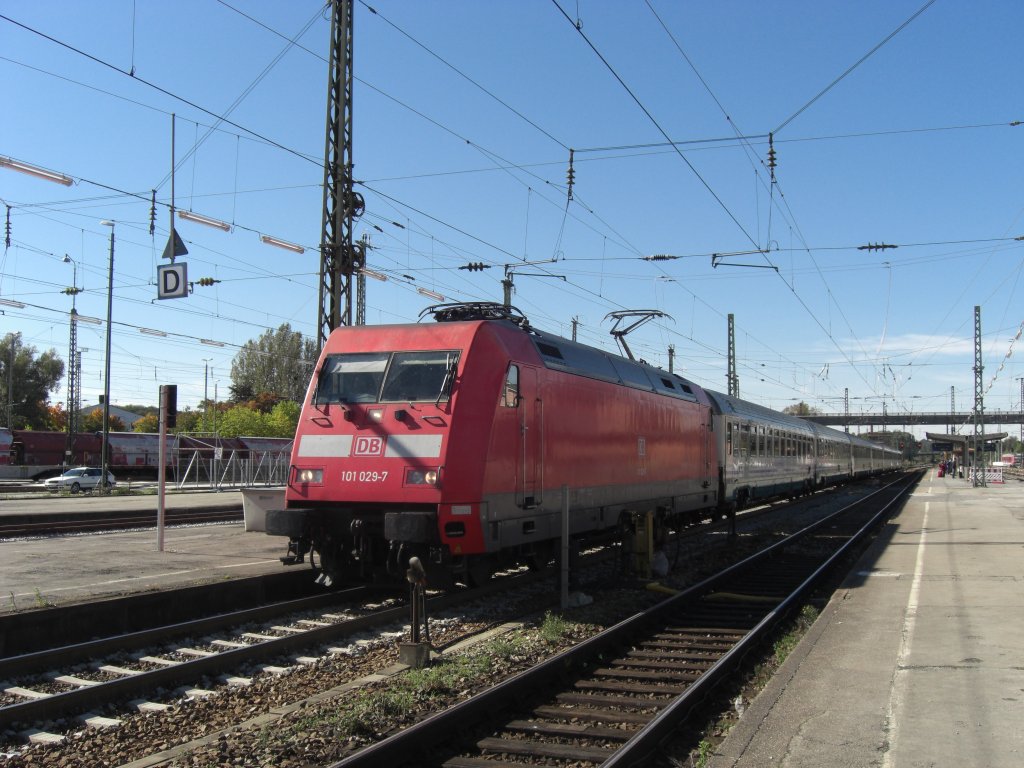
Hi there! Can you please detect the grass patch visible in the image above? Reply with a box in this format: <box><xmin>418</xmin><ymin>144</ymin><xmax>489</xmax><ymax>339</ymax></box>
<box><xmin>539</xmin><ymin>611</ymin><xmax>570</xmax><ymax>644</ymax></box>
<box><xmin>282</xmin><ymin>651</ymin><xmax>497</xmax><ymax>741</ymax></box>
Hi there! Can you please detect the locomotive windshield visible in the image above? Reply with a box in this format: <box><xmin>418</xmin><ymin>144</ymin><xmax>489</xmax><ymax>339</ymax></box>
<box><xmin>315</xmin><ymin>350</ymin><xmax>459</xmax><ymax>404</ymax></box>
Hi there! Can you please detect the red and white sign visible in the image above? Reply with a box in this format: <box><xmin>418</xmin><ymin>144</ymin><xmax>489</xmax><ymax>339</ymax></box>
<box><xmin>353</xmin><ymin>436</ymin><xmax>385</xmax><ymax>457</ymax></box>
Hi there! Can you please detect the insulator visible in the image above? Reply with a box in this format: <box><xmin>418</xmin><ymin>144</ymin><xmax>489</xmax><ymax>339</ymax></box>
<box><xmin>149</xmin><ymin>190</ymin><xmax>156</xmax><ymax>236</ymax></box>
<box><xmin>4</xmin><ymin>205</ymin><xmax>10</xmax><ymax>249</ymax></box>
<box><xmin>566</xmin><ymin>148</ymin><xmax>576</xmax><ymax>201</ymax></box>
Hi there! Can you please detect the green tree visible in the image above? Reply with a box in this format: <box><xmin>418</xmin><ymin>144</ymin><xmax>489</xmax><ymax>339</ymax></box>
<box><xmin>1</xmin><ymin>333</ymin><xmax>65</xmax><ymax>429</ymax></box>
<box><xmin>82</xmin><ymin>409</ymin><xmax>125</xmax><ymax>433</ymax></box>
<box><xmin>44</xmin><ymin>403</ymin><xmax>67</xmax><ymax>431</ymax></box>
<box><xmin>230</xmin><ymin>324</ymin><xmax>316</xmax><ymax>403</ymax></box>
<box><xmin>172</xmin><ymin>407</ymin><xmax>203</xmax><ymax>434</ymax></box>
<box><xmin>267</xmin><ymin>400</ymin><xmax>300</xmax><ymax>438</ymax></box>
<box><xmin>216</xmin><ymin>404</ymin><xmax>270</xmax><ymax>438</ymax></box>
<box><xmin>782</xmin><ymin>401</ymin><xmax>822</xmax><ymax>416</ymax></box>
<box><xmin>133</xmin><ymin>413</ymin><xmax>159</xmax><ymax>433</ymax></box>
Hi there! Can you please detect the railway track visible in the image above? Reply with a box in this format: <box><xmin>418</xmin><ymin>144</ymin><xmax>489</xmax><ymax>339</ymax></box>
<box><xmin>327</xmin><ymin>471</ymin><xmax>920</xmax><ymax>768</ymax></box>
<box><xmin>0</xmin><ymin>505</ymin><xmax>243</xmax><ymax>538</ymax></box>
<box><xmin>0</xmin><ymin>476</ymin><xmax>899</xmax><ymax>763</ymax></box>
<box><xmin>0</xmin><ymin>562</ymin><xmax>563</xmax><ymax>745</ymax></box>
<box><xmin>0</xmin><ymin>584</ymin><xmax>379</xmax><ymax>734</ymax></box>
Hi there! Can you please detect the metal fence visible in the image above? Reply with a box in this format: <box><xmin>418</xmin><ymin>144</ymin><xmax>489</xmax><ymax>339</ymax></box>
<box><xmin>173</xmin><ymin>435</ymin><xmax>292</xmax><ymax>489</ymax></box>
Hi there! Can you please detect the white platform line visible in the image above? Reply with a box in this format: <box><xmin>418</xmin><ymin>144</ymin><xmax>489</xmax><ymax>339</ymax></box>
<box><xmin>882</xmin><ymin>500</ymin><xmax>929</xmax><ymax>768</ymax></box>
<box><xmin>9</xmin><ymin>559</ymin><xmax>280</xmax><ymax>601</ymax></box>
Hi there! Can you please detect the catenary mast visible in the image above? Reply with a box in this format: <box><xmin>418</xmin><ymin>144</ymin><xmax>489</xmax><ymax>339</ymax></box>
<box><xmin>318</xmin><ymin>0</ymin><xmax>365</xmax><ymax>349</ymax></box>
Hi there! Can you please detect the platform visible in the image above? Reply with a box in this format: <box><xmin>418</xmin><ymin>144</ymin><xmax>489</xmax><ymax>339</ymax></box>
<box><xmin>710</xmin><ymin>471</ymin><xmax>1024</xmax><ymax>768</ymax></box>
<box><xmin>0</xmin><ymin>490</ymin><xmax>291</xmax><ymax>614</ymax></box>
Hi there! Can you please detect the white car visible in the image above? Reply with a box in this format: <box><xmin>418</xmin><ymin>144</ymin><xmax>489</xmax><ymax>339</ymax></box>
<box><xmin>43</xmin><ymin>467</ymin><xmax>117</xmax><ymax>493</ymax></box>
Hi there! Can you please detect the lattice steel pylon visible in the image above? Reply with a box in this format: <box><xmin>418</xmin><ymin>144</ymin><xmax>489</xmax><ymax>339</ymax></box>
<box><xmin>64</xmin><ymin>310</ymin><xmax>79</xmax><ymax>465</ymax></box>
<box><xmin>727</xmin><ymin>313</ymin><xmax>739</xmax><ymax>397</ymax></box>
<box><xmin>972</xmin><ymin>305</ymin><xmax>986</xmax><ymax>486</ymax></box>
<box><xmin>318</xmin><ymin>0</ymin><xmax>365</xmax><ymax>349</ymax></box>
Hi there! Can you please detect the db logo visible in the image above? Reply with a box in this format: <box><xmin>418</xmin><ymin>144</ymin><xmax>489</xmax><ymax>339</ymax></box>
<box><xmin>352</xmin><ymin>436</ymin><xmax>385</xmax><ymax>456</ymax></box>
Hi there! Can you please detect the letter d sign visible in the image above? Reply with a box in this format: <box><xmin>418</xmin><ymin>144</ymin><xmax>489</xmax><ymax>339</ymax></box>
<box><xmin>157</xmin><ymin>262</ymin><xmax>189</xmax><ymax>300</ymax></box>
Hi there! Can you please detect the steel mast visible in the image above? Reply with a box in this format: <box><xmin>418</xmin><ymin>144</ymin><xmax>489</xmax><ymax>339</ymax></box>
<box><xmin>318</xmin><ymin>0</ymin><xmax>364</xmax><ymax>349</ymax></box>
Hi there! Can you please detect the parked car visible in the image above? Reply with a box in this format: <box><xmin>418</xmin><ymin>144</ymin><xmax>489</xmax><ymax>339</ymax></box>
<box><xmin>43</xmin><ymin>467</ymin><xmax>116</xmax><ymax>493</ymax></box>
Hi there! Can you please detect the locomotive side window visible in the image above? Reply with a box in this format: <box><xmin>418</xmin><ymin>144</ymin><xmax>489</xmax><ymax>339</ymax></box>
<box><xmin>501</xmin><ymin>365</ymin><xmax>519</xmax><ymax>407</ymax></box>
<box><xmin>315</xmin><ymin>353</ymin><xmax>388</xmax><ymax>403</ymax></box>
<box><xmin>380</xmin><ymin>351</ymin><xmax>459</xmax><ymax>403</ymax></box>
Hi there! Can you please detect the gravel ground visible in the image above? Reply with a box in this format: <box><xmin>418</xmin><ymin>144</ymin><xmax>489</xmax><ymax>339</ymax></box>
<box><xmin>1</xmin><ymin>487</ymin><xmax>872</xmax><ymax>767</ymax></box>
<box><xmin>0</xmin><ymin>570</ymin><xmax>656</xmax><ymax>768</ymax></box>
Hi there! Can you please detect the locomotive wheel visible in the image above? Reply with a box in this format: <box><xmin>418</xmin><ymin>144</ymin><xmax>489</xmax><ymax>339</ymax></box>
<box><xmin>308</xmin><ymin>546</ymin><xmax>322</xmax><ymax>577</ymax></box>
<box><xmin>467</xmin><ymin>556</ymin><xmax>491</xmax><ymax>588</ymax></box>
<box><xmin>310</xmin><ymin>544</ymin><xmax>347</xmax><ymax>589</ymax></box>
<box><xmin>528</xmin><ymin>541</ymin><xmax>555</xmax><ymax>572</ymax></box>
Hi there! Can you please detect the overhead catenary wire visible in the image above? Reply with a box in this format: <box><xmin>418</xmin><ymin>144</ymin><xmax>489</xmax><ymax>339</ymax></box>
<box><xmin>4</xmin><ymin>5</ymin><xmax>1018</xmax><ymax>417</ymax></box>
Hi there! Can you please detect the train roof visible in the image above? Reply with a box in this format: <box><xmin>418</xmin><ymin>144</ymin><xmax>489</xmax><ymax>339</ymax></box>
<box><xmin>528</xmin><ymin>327</ymin><xmax>706</xmax><ymax>402</ymax></box>
<box><xmin>704</xmin><ymin>390</ymin><xmax>818</xmax><ymax>435</ymax></box>
<box><xmin>705</xmin><ymin>390</ymin><xmax>900</xmax><ymax>454</ymax></box>
<box><xmin>334</xmin><ymin>301</ymin><xmax>708</xmax><ymax>404</ymax></box>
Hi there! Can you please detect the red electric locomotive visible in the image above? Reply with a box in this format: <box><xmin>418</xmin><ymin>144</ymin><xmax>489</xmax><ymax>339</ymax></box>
<box><xmin>266</xmin><ymin>303</ymin><xmax>720</xmax><ymax>586</ymax></box>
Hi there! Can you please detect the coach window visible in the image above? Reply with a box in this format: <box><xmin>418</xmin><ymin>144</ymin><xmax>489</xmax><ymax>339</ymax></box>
<box><xmin>501</xmin><ymin>365</ymin><xmax>519</xmax><ymax>407</ymax></box>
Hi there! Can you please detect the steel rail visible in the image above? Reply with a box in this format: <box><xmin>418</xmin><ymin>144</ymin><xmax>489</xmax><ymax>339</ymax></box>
<box><xmin>603</xmin><ymin>473</ymin><xmax>918</xmax><ymax>766</ymax></box>
<box><xmin>0</xmin><ymin>563</ymin><xmax>543</xmax><ymax>732</ymax></box>
<box><xmin>325</xmin><ymin>471</ymin><xmax>919</xmax><ymax>768</ymax></box>
<box><xmin>0</xmin><ymin>507</ymin><xmax>243</xmax><ymax>538</ymax></box>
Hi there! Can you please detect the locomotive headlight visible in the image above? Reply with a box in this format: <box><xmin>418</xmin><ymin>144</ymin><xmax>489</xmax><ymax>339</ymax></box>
<box><xmin>405</xmin><ymin>467</ymin><xmax>440</xmax><ymax>486</ymax></box>
<box><xmin>296</xmin><ymin>468</ymin><xmax>323</xmax><ymax>484</ymax></box>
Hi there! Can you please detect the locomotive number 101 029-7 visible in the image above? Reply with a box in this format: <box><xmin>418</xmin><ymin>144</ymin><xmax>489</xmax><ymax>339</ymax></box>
<box><xmin>340</xmin><ymin>470</ymin><xmax>389</xmax><ymax>482</ymax></box>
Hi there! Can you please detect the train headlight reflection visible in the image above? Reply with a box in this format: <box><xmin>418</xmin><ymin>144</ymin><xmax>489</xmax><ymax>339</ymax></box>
<box><xmin>296</xmin><ymin>468</ymin><xmax>323</xmax><ymax>484</ymax></box>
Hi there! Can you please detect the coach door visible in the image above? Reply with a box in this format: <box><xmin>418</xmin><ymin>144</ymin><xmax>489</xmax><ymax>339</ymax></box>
<box><xmin>702</xmin><ymin>408</ymin><xmax>713</xmax><ymax>490</ymax></box>
<box><xmin>517</xmin><ymin>367</ymin><xmax>541</xmax><ymax>508</ymax></box>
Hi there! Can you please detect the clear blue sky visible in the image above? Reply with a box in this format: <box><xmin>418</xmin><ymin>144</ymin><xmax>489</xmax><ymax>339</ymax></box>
<box><xmin>1</xmin><ymin>1</ymin><xmax>1021</xmax><ymax>437</ymax></box>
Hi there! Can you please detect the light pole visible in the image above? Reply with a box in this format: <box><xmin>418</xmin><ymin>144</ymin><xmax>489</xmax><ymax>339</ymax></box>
<box><xmin>1017</xmin><ymin>377</ymin><xmax>1024</xmax><ymax>451</ymax></box>
<box><xmin>99</xmin><ymin>220</ymin><xmax>115</xmax><ymax>491</ymax></box>
<box><xmin>202</xmin><ymin>359</ymin><xmax>212</xmax><ymax>430</ymax></box>
<box><xmin>5</xmin><ymin>331</ymin><xmax>20</xmax><ymax>427</ymax></box>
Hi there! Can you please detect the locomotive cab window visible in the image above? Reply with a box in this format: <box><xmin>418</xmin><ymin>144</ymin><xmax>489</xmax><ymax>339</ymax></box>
<box><xmin>501</xmin><ymin>365</ymin><xmax>519</xmax><ymax>407</ymax></box>
<box><xmin>380</xmin><ymin>351</ymin><xmax>459</xmax><ymax>403</ymax></box>
<box><xmin>315</xmin><ymin>352</ymin><xmax>388</xmax><ymax>403</ymax></box>
<box><xmin>315</xmin><ymin>350</ymin><xmax>459</xmax><ymax>404</ymax></box>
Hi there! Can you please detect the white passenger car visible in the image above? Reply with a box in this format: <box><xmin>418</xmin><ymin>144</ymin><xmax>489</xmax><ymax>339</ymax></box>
<box><xmin>43</xmin><ymin>467</ymin><xmax>116</xmax><ymax>493</ymax></box>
